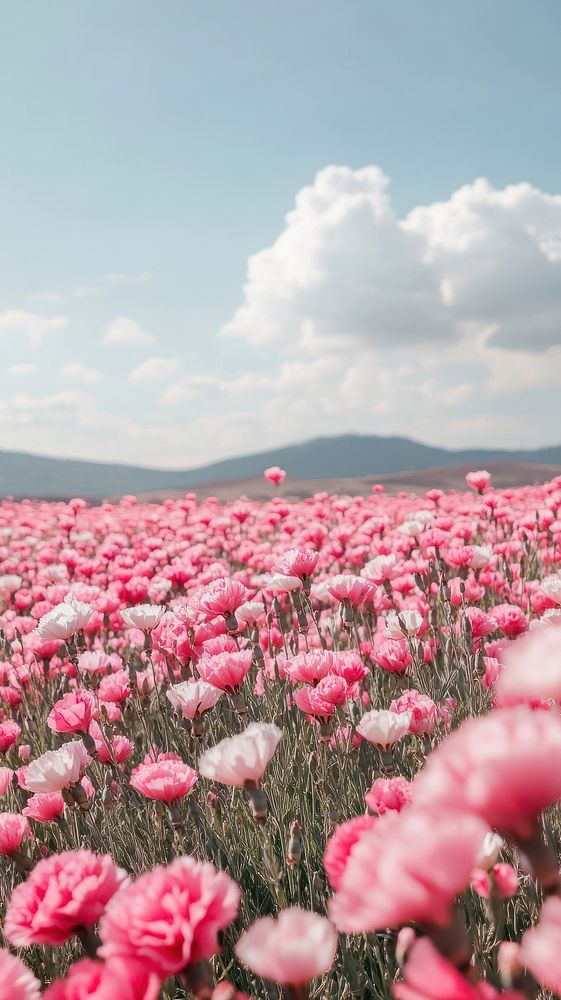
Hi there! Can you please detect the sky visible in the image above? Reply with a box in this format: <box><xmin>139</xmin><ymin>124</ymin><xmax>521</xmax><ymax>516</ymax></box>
<box><xmin>1</xmin><ymin>0</ymin><xmax>561</xmax><ymax>469</ymax></box>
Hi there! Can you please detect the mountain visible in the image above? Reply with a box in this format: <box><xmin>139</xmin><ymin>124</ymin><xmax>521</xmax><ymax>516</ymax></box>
<box><xmin>1</xmin><ymin>435</ymin><xmax>560</xmax><ymax>499</ymax></box>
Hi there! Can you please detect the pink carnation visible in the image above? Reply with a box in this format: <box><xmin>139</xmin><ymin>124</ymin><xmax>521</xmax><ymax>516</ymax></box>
<box><xmin>196</xmin><ymin>579</ymin><xmax>250</xmax><ymax>623</ymax></box>
<box><xmin>520</xmin><ymin>895</ymin><xmax>561</xmax><ymax>994</ymax></box>
<box><xmin>326</xmin><ymin>574</ymin><xmax>377</xmax><ymax>607</ymax></box>
<box><xmin>166</xmin><ymin>680</ymin><xmax>223</xmax><ymax>720</ymax></box>
<box><xmin>197</xmin><ymin>650</ymin><xmax>252</xmax><ymax>693</ymax></box>
<box><xmin>390</xmin><ymin>690</ymin><xmax>439</xmax><ymax>736</ymax></box>
<box><xmin>47</xmin><ymin>690</ymin><xmax>95</xmax><ymax>734</ymax></box>
<box><xmin>0</xmin><ymin>813</ymin><xmax>30</xmax><ymax>855</ymax></box>
<box><xmin>99</xmin><ymin>856</ymin><xmax>240</xmax><ymax>977</ymax></box>
<box><xmin>264</xmin><ymin>466</ymin><xmax>286</xmax><ymax>485</ymax></box>
<box><xmin>0</xmin><ymin>719</ymin><xmax>21</xmax><ymax>751</ymax></box>
<box><xmin>4</xmin><ymin>849</ymin><xmax>127</xmax><ymax>947</ymax></box>
<box><xmin>394</xmin><ymin>937</ymin><xmax>521</xmax><ymax>1000</ymax></box>
<box><xmin>272</xmin><ymin>548</ymin><xmax>319</xmax><ymax>581</ymax></box>
<box><xmin>235</xmin><ymin>908</ymin><xmax>337</xmax><ymax>985</ymax></box>
<box><xmin>25</xmin><ymin>740</ymin><xmax>91</xmax><ymax>794</ymax></box>
<box><xmin>0</xmin><ymin>948</ymin><xmax>41</xmax><ymax>1000</ymax></box>
<box><xmin>283</xmin><ymin>650</ymin><xmax>333</xmax><ymax>684</ymax></box>
<box><xmin>130</xmin><ymin>758</ymin><xmax>198</xmax><ymax>803</ymax></box>
<box><xmin>323</xmin><ymin>814</ymin><xmax>376</xmax><ymax>890</ymax></box>
<box><xmin>491</xmin><ymin>604</ymin><xmax>528</xmax><ymax>639</ymax></box>
<box><xmin>413</xmin><ymin>705</ymin><xmax>561</xmax><ymax>837</ymax></box>
<box><xmin>329</xmin><ymin>807</ymin><xmax>486</xmax><ymax>932</ymax></box>
<box><xmin>466</xmin><ymin>470</ymin><xmax>491</xmax><ymax>493</ymax></box>
<box><xmin>365</xmin><ymin>776</ymin><xmax>413</xmax><ymax>815</ymax></box>
<box><xmin>23</xmin><ymin>792</ymin><xmax>65</xmax><ymax>823</ymax></box>
<box><xmin>42</xmin><ymin>957</ymin><xmax>160</xmax><ymax>1000</ymax></box>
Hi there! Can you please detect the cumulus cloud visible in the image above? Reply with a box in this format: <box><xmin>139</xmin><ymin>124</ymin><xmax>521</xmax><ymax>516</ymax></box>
<box><xmin>221</xmin><ymin>166</ymin><xmax>561</xmax><ymax>354</ymax></box>
<box><xmin>129</xmin><ymin>356</ymin><xmax>181</xmax><ymax>383</ymax></box>
<box><xmin>103</xmin><ymin>316</ymin><xmax>153</xmax><ymax>345</ymax></box>
<box><xmin>59</xmin><ymin>362</ymin><xmax>100</xmax><ymax>384</ymax></box>
<box><xmin>0</xmin><ymin>310</ymin><xmax>67</xmax><ymax>348</ymax></box>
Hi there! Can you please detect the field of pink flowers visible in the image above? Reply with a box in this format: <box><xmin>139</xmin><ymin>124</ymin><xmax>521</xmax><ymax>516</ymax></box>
<box><xmin>1</xmin><ymin>468</ymin><xmax>561</xmax><ymax>999</ymax></box>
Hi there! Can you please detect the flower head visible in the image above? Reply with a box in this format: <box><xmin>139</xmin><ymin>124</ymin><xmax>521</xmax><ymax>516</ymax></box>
<box><xmin>199</xmin><ymin>722</ymin><xmax>282</xmax><ymax>787</ymax></box>
<box><xmin>329</xmin><ymin>806</ymin><xmax>486</xmax><ymax>933</ymax></box>
<box><xmin>0</xmin><ymin>948</ymin><xmax>41</xmax><ymax>1000</ymax></box>
<box><xmin>42</xmin><ymin>958</ymin><xmax>160</xmax><ymax>1000</ymax></box>
<box><xmin>413</xmin><ymin>705</ymin><xmax>561</xmax><ymax>837</ymax></box>
<box><xmin>4</xmin><ymin>849</ymin><xmax>127</xmax><ymax>947</ymax></box>
<box><xmin>235</xmin><ymin>908</ymin><xmax>337</xmax><ymax>985</ymax></box>
<box><xmin>25</xmin><ymin>740</ymin><xmax>91</xmax><ymax>794</ymax></box>
<box><xmin>0</xmin><ymin>813</ymin><xmax>30</xmax><ymax>855</ymax></box>
<box><xmin>167</xmin><ymin>680</ymin><xmax>223</xmax><ymax>720</ymax></box>
<box><xmin>99</xmin><ymin>856</ymin><xmax>240</xmax><ymax>977</ymax></box>
<box><xmin>120</xmin><ymin>604</ymin><xmax>165</xmax><ymax>632</ymax></box>
<box><xmin>130</xmin><ymin>758</ymin><xmax>198</xmax><ymax>803</ymax></box>
<box><xmin>357</xmin><ymin>709</ymin><xmax>412</xmax><ymax>750</ymax></box>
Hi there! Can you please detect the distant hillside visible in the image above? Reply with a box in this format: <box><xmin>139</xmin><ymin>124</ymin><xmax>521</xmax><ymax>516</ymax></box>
<box><xmin>1</xmin><ymin>435</ymin><xmax>561</xmax><ymax>499</ymax></box>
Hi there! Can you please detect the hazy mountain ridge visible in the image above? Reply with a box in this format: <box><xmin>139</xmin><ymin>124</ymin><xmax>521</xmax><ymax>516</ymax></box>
<box><xmin>1</xmin><ymin>435</ymin><xmax>561</xmax><ymax>499</ymax></box>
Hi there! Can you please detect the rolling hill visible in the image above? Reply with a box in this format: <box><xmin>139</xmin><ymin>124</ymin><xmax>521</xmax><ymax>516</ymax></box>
<box><xmin>0</xmin><ymin>435</ymin><xmax>560</xmax><ymax>499</ymax></box>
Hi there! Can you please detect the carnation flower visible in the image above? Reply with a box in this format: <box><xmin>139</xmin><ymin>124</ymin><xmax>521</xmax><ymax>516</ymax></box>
<box><xmin>4</xmin><ymin>849</ymin><xmax>127</xmax><ymax>947</ymax></box>
<box><xmin>25</xmin><ymin>740</ymin><xmax>91</xmax><ymax>794</ymax></box>
<box><xmin>264</xmin><ymin>466</ymin><xmax>286</xmax><ymax>485</ymax></box>
<box><xmin>0</xmin><ymin>813</ymin><xmax>30</xmax><ymax>855</ymax></box>
<box><xmin>323</xmin><ymin>814</ymin><xmax>376</xmax><ymax>890</ymax></box>
<box><xmin>0</xmin><ymin>948</ymin><xmax>41</xmax><ymax>1000</ymax></box>
<box><xmin>199</xmin><ymin>722</ymin><xmax>282</xmax><ymax>786</ymax></box>
<box><xmin>130</xmin><ymin>758</ymin><xmax>198</xmax><ymax>803</ymax></box>
<box><xmin>99</xmin><ymin>856</ymin><xmax>240</xmax><ymax>977</ymax></box>
<box><xmin>235</xmin><ymin>908</ymin><xmax>337</xmax><ymax>985</ymax></box>
<box><xmin>166</xmin><ymin>679</ymin><xmax>223</xmax><ymax>720</ymax></box>
<box><xmin>22</xmin><ymin>792</ymin><xmax>65</xmax><ymax>823</ymax></box>
<box><xmin>120</xmin><ymin>604</ymin><xmax>165</xmax><ymax>631</ymax></box>
<box><xmin>329</xmin><ymin>806</ymin><xmax>486</xmax><ymax>933</ymax></box>
<box><xmin>365</xmin><ymin>776</ymin><xmax>412</xmax><ymax>815</ymax></box>
<box><xmin>413</xmin><ymin>705</ymin><xmax>561</xmax><ymax>837</ymax></box>
<box><xmin>385</xmin><ymin>609</ymin><xmax>424</xmax><ymax>639</ymax></box>
<box><xmin>197</xmin><ymin>649</ymin><xmax>253</xmax><ymax>693</ymax></box>
<box><xmin>37</xmin><ymin>601</ymin><xmax>91</xmax><ymax>640</ymax></box>
<box><xmin>357</xmin><ymin>709</ymin><xmax>412</xmax><ymax>750</ymax></box>
<box><xmin>42</xmin><ymin>957</ymin><xmax>160</xmax><ymax>1000</ymax></box>
<box><xmin>47</xmin><ymin>690</ymin><xmax>95</xmax><ymax>734</ymax></box>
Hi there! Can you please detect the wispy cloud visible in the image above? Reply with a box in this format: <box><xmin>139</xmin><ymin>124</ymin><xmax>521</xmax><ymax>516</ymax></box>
<box><xmin>28</xmin><ymin>272</ymin><xmax>152</xmax><ymax>307</ymax></box>
<box><xmin>103</xmin><ymin>316</ymin><xmax>153</xmax><ymax>345</ymax></box>
<box><xmin>59</xmin><ymin>362</ymin><xmax>100</xmax><ymax>384</ymax></box>
<box><xmin>0</xmin><ymin>310</ymin><xmax>67</xmax><ymax>348</ymax></box>
<box><xmin>129</xmin><ymin>356</ymin><xmax>181</xmax><ymax>383</ymax></box>
<box><xmin>8</xmin><ymin>363</ymin><xmax>39</xmax><ymax>376</ymax></box>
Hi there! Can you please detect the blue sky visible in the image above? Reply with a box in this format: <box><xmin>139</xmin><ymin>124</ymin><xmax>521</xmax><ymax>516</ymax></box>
<box><xmin>1</xmin><ymin>1</ymin><xmax>560</xmax><ymax>467</ymax></box>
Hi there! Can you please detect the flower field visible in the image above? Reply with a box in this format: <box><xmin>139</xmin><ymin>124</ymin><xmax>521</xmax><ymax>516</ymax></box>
<box><xmin>1</xmin><ymin>470</ymin><xmax>561</xmax><ymax>998</ymax></box>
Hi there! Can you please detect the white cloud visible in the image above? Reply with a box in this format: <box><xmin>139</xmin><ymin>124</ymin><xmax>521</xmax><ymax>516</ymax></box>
<box><xmin>59</xmin><ymin>362</ymin><xmax>100</xmax><ymax>385</ymax></box>
<box><xmin>103</xmin><ymin>316</ymin><xmax>153</xmax><ymax>345</ymax></box>
<box><xmin>106</xmin><ymin>272</ymin><xmax>152</xmax><ymax>286</ymax></box>
<box><xmin>28</xmin><ymin>292</ymin><xmax>68</xmax><ymax>306</ymax></box>
<box><xmin>221</xmin><ymin>166</ymin><xmax>561</xmax><ymax>354</ymax></box>
<box><xmin>0</xmin><ymin>310</ymin><xmax>67</xmax><ymax>348</ymax></box>
<box><xmin>129</xmin><ymin>356</ymin><xmax>181</xmax><ymax>383</ymax></box>
<box><xmin>8</xmin><ymin>364</ymin><xmax>38</xmax><ymax>376</ymax></box>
